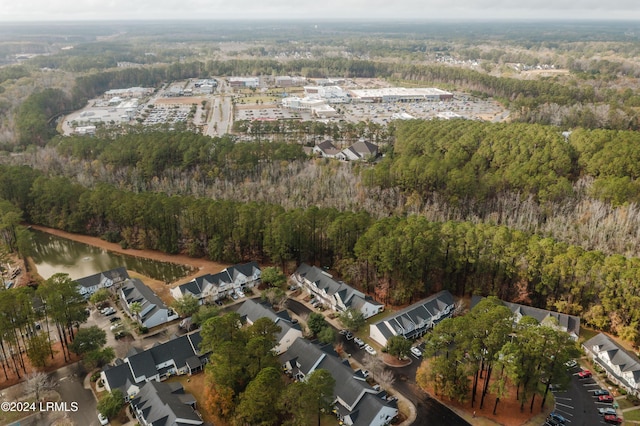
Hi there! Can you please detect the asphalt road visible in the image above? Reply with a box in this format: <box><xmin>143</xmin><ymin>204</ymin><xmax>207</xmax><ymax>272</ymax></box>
<box><xmin>286</xmin><ymin>298</ymin><xmax>470</xmax><ymax>426</ymax></box>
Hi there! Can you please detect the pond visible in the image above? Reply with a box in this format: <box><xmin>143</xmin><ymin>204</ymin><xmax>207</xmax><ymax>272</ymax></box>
<box><xmin>29</xmin><ymin>229</ymin><xmax>193</xmax><ymax>282</ymax></box>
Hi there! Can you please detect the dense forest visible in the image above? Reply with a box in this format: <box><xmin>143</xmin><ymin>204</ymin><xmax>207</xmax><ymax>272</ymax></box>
<box><xmin>2</xmin><ymin>164</ymin><xmax>640</xmax><ymax>344</ymax></box>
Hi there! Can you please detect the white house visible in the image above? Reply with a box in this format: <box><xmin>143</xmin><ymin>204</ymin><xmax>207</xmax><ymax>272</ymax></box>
<box><xmin>583</xmin><ymin>333</ymin><xmax>640</xmax><ymax>396</ymax></box>
<box><xmin>75</xmin><ymin>267</ymin><xmax>129</xmax><ymax>298</ymax></box>
<box><xmin>369</xmin><ymin>290</ymin><xmax>455</xmax><ymax>347</ymax></box>
<box><xmin>336</xmin><ymin>140</ymin><xmax>379</xmax><ymax>162</ymax></box>
<box><xmin>281</xmin><ymin>338</ymin><xmax>398</xmax><ymax>426</ymax></box>
<box><xmin>171</xmin><ymin>262</ymin><xmax>261</xmax><ymax>305</ymax></box>
<box><xmin>120</xmin><ymin>279</ymin><xmax>179</xmax><ymax>329</ymax></box>
<box><xmin>470</xmin><ymin>295</ymin><xmax>581</xmax><ymax>341</ymax></box>
<box><xmin>101</xmin><ymin>331</ymin><xmax>207</xmax><ymax>401</ymax></box>
<box><xmin>291</xmin><ymin>264</ymin><xmax>384</xmax><ymax>319</ymax></box>
<box><xmin>236</xmin><ymin>299</ymin><xmax>303</xmax><ymax>354</ymax></box>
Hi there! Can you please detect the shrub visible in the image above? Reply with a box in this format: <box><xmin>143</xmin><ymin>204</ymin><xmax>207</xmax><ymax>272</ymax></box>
<box><xmin>91</xmin><ymin>372</ymin><xmax>101</xmax><ymax>382</ymax></box>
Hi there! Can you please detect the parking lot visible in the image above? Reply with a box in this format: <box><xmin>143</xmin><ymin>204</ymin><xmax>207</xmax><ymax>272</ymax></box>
<box><xmin>544</xmin><ymin>363</ymin><xmax>621</xmax><ymax>425</ymax></box>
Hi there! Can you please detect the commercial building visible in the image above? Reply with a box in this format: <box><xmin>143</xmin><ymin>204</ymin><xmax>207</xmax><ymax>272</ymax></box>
<box><xmin>349</xmin><ymin>87</ymin><xmax>453</xmax><ymax>103</ymax></box>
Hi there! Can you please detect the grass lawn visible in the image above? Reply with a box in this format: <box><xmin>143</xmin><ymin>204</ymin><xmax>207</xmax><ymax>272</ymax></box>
<box><xmin>622</xmin><ymin>407</ymin><xmax>640</xmax><ymax>421</ymax></box>
<box><xmin>166</xmin><ymin>373</ymin><xmax>215</xmax><ymax>424</ymax></box>
<box><xmin>578</xmin><ymin>326</ymin><xmax>599</xmax><ymax>344</ymax></box>
<box><xmin>616</xmin><ymin>397</ymin><xmax>636</xmax><ymax>410</ymax></box>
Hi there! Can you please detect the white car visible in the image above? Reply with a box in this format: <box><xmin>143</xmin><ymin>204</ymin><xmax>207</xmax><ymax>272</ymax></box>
<box><xmin>110</xmin><ymin>323</ymin><xmax>122</xmax><ymax>331</ymax></box>
<box><xmin>364</xmin><ymin>345</ymin><xmax>377</xmax><ymax>356</ymax></box>
<box><xmin>98</xmin><ymin>412</ymin><xmax>109</xmax><ymax>425</ymax></box>
<box><xmin>236</xmin><ymin>289</ymin><xmax>245</xmax><ymax>298</ymax></box>
<box><xmin>353</xmin><ymin>337</ymin><xmax>365</xmax><ymax>348</ymax></box>
<box><xmin>410</xmin><ymin>346</ymin><xmax>423</xmax><ymax>358</ymax></box>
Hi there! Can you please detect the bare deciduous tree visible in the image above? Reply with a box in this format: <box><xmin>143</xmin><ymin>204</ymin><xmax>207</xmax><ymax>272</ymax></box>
<box><xmin>24</xmin><ymin>371</ymin><xmax>55</xmax><ymax>402</ymax></box>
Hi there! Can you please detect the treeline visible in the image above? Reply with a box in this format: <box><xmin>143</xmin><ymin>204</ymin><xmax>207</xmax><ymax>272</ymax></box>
<box><xmin>362</xmin><ymin>120</ymin><xmax>640</xmax><ymax>207</ymax></box>
<box><xmin>3</xmin><ymin>165</ymin><xmax>640</xmax><ymax>341</ymax></box>
<box><xmin>363</xmin><ymin>120</ymin><xmax>577</xmax><ymax>205</ymax></box>
<box><xmin>52</xmin><ymin>131</ymin><xmax>306</xmax><ymax>182</ymax></box>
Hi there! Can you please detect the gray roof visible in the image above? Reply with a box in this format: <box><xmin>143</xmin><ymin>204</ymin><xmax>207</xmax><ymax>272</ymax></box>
<box><xmin>348</xmin><ymin>140</ymin><xmax>378</xmax><ymax>158</ymax></box>
<box><xmin>295</xmin><ymin>264</ymin><xmax>382</xmax><ymax>310</ymax></box>
<box><xmin>175</xmin><ymin>262</ymin><xmax>260</xmax><ymax>298</ymax></box>
<box><xmin>125</xmin><ymin>331</ymin><xmax>204</xmax><ymax>381</ymax></box>
<box><xmin>75</xmin><ymin>267</ymin><xmax>129</xmax><ymax>288</ymax></box>
<box><xmin>121</xmin><ymin>278</ymin><xmax>167</xmax><ymax>323</ymax></box>
<box><xmin>102</xmin><ymin>362</ymin><xmax>136</xmax><ymax>396</ymax></box>
<box><xmin>237</xmin><ymin>299</ymin><xmax>301</xmax><ymax>345</ymax></box>
<box><xmin>470</xmin><ymin>295</ymin><xmax>581</xmax><ymax>338</ymax></box>
<box><xmin>371</xmin><ymin>290</ymin><xmax>454</xmax><ymax>338</ymax></box>
<box><xmin>130</xmin><ymin>381</ymin><xmax>202</xmax><ymax>426</ymax></box>
<box><xmin>350</xmin><ymin>393</ymin><xmax>397</xmax><ymax>426</ymax></box>
<box><xmin>584</xmin><ymin>333</ymin><xmax>640</xmax><ymax>385</ymax></box>
<box><xmin>281</xmin><ymin>338</ymin><xmax>396</xmax><ymax>420</ymax></box>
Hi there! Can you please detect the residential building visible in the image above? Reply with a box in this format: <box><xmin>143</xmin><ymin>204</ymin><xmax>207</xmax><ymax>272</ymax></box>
<box><xmin>583</xmin><ymin>333</ymin><xmax>640</xmax><ymax>396</ymax></box>
<box><xmin>171</xmin><ymin>262</ymin><xmax>261</xmax><ymax>305</ymax></box>
<box><xmin>336</xmin><ymin>140</ymin><xmax>379</xmax><ymax>161</ymax></box>
<box><xmin>120</xmin><ymin>278</ymin><xmax>179</xmax><ymax>328</ymax></box>
<box><xmin>75</xmin><ymin>267</ymin><xmax>129</xmax><ymax>298</ymax></box>
<box><xmin>470</xmin><ymin>296</ymin><xmax>580</xmax><ymax>340</ymax></box>
<box><xmin>130</xmin><ymin>381</ymin><xmax>203</xmax><ymax>426</ymax></box>
<box><xmin>369</xmin><ymin>290</ymin><xmax>455</xmax><ymax>347</ymax></box>
<box><xmin>312</xmin><ymin>140</ymin><xmax>341</xmax><ymax>158</ymax></box>
<box><xmin>291</xmin><ymin>264</ymin><xmax>384</xmax><ymax>319</ymax></box>
<box><xmin>101</xmin><ymin>331</ymin><xmax>208</xmax><ymax>401</ymax></box>
<box><xmin>236</xmin><ymin>299</ymin><xmax>303</xmax><ymax>354</ymax></box>
<box><xmin>281</xmin><ymin>338</ymin><xmax>397</xmax><ymax>426</ymax></box>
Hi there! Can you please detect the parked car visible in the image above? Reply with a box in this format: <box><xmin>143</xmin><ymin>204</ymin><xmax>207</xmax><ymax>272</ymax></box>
<box><xmin>564</xmin><ymin>359</ymin><xmax>577</xmax><ymax>368</ymax></box>
<box><xmin>578</xmin><ymin>369</ymin><xmax>592</xmax><ymax>378</ymax></box>
<box><xmin>109</xmin><ymin>316</ymin><xmax>121</xmax><ymax>323</ymax></box>
<box><xmin>594</xmin><ymin>389</ymin><xmax>611</xmax><ymax>396</ymax></box>
<box><xmin>364</xmin><ymin>345</ymin><xmax>377</xmax><ymax>356</ymax></box>
<box><xmin>604</xmin><ymin>414</ymin><xmax>623</xmax><ymax>424</ymax></box>
<box><xmin>546</xmin><ymin>412</ymin><xmax>566</xmax><ymax>425</ymax></box>
<box><xmin>354</xmin><ymin>337</ymin><xmax>365</xmax><ymax>349</ymax></box>
<box><xmin>110</xmin><ymin>323</ymin><xmax>122</xmax><ymax>331</ymax></box>
<box><xmin>98</xmin><ymin>412</ymin><xmax>109</xmax><ymax>425</ymax></box>
<box><xmin>339</xmin><ymin>329</ymin><xmax>348</xmax><ymax>335</ymax></box>
<box><xmin>231</xmin><ymin>293</ymin><xmax>238</xmax><ymax>300</ymax></box>
<box><xmin>345</xmin><ymin>332</ymin><xmax>354</xmax><ymax>341</ymax></box>
<box><xmin>599</xmin><ymin>395</ymin><xmax>614</xmax><ymax>403</ymax></box>
<box><xmin>236</xmin><ymin>289</ymin><xmax>245</xmax><ymax>298</ymax></box>
<box><xmin>360</xmin><ymin>369</ymin><xmax>370</xmax><ymax>378</ymax></box>
<box><xmin>410</xmin><ymin>346</ymin><xmax>423</xmax><ymax>358</ymax></box>
<box><xmin>105</xmin><ymin>310</ymin><xmax>116</xmax><ymax>316</ymax></box>
<box><xmin>599</xmin><ymin>407</ymin><xmax>617</xmax><ymax>416</ymax></box>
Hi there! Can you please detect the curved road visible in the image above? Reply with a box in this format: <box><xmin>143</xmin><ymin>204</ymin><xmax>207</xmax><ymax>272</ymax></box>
<box><xmin>286</xmin><ymin>299</ymin><xmax>470</xmax><ymax>426</ymax></box>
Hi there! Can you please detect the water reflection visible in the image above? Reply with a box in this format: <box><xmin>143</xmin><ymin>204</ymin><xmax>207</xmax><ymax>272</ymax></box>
<box><xmin>30</xmin><ymin>230</ymin><xmax>193</xmax><ymax>282</ymax></box>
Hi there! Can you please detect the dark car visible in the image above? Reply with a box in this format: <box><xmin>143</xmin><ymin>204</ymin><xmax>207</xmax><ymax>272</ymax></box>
<box><xmin>546</xmin><ymin>412</ymin><xmax>566</xmax><ymax>425</ymax></box>
<box><xmin>594</xmin><ymin>389</ymin><xmax>611</xmax><ymax>396</ymax></box>
<box><xmin>109</xmin><ymin>316</ymin><xmax>121</xmax><ymax>323</ymax></box>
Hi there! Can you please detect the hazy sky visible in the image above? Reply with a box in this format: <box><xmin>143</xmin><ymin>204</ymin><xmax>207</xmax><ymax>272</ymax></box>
<box><xmin>2</xmin><ymin>0</ymin><xmax>640</xmax><ymax>22</ymax></box>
